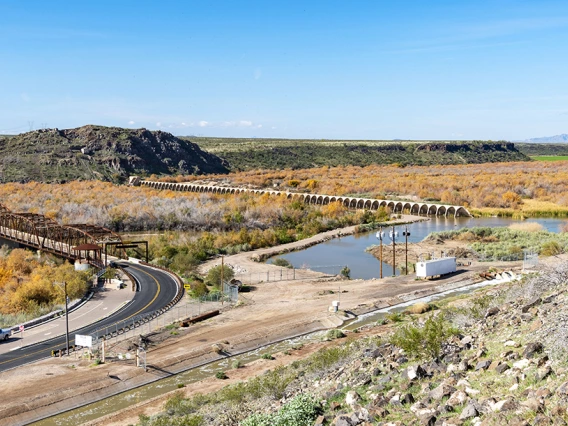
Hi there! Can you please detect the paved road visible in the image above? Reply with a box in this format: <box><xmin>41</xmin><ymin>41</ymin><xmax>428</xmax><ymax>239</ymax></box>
<box><xmin>0</xmin><ymin>263</ymin><xmax>179</xmax><ymax>372</ymax></box>
<box><xmin>0</xmin><ymin>283</ymin><xmax>133</xmax><ymax>356</ymax></box>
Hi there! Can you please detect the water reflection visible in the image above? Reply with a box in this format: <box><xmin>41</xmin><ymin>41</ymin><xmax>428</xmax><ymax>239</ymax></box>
<box><xmin>268</xmin><ymin>217</ymin><xmax>567</xmax><ymax>280</ymax></box>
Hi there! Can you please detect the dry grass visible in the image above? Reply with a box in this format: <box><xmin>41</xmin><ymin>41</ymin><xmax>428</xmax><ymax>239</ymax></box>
<box><xmin>405</xmin><ymin>302</ymin><xmax>432</xmax><ymax>314</ymax></box>
<box><xmin>508</xmin><ymin>222</ymin><xmax>544</xmax><ymax>232</ymax></box>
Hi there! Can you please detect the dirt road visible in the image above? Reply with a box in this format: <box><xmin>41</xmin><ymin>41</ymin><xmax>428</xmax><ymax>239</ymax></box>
<box><xmin>0</xmin><ymin>217</ymin><xmax>523</xmax><ymax>426</ymax></box>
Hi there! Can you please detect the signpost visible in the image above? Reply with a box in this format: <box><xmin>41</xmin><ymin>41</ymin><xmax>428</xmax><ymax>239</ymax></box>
<box><xmin>19</xmin><ymin>324</ymin><xmax>24</xmax><ymax>340</ymax></box>
<box><xmin>75</xmin><ymin>334</ymin><xmax>93</xmax><ymax>347</ymax></box>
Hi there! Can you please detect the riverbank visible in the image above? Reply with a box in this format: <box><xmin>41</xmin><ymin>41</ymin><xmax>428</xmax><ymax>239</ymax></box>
<box><xmin>0</xmin><ymin>218</ymin><xmax>523</xmax><ymax>426</ymax></box>
<box><xmin>78</xmin><ymin>267</ymin><xmax>526</xmax><ymax>426</ymax></box>
<box><xmin>199</xmin><ymin>214</ymin><xmax>428</xmax><ymax>273</ymax></box>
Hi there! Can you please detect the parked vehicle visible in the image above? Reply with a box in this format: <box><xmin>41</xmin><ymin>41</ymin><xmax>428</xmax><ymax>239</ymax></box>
<box><xmin>0</xmin><ymin>328</ymin><xmax>11</xmax><ymax>341</ymax></box>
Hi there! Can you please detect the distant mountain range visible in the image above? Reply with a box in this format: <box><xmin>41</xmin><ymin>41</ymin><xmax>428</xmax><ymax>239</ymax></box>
<box><xmin>518</xmin><ymin>134</ymin><xmax>568</xmax><ymax>143</ymax></box>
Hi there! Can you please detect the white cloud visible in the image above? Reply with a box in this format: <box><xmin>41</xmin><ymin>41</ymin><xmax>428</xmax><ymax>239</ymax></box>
<box><xmin>239</xmin><ymin>120</ymin><xmax>253</xmax><ymax>127</ymax></box>
<box><xmin>257</xmin><ymin>124</ymin><xmax>262</xmax><ymax>128</ymax></box>
<box><xmin>156</xmin><ymin>122</ymin><xmax>162</xmax><ymax>127</ymax></box>
<box><xmin>198</xmin><ymin>120</ymin><xmax>209</xmax><ymax>127</ymax></box>
<box><xmin>271</xmin><ymin>126</ymin><xmax>277</xmax><ymax>129</ymax></box>
<box><xmin>181</xmin><ymin>122</ymin><xmax>187</xmax><ymax>126</ymax></box>
<box><xmin>128</xmin><ymin>120</ymin><xmax>135</xmax><ymax>125</ymax></box>
<box><xmin>253</xmin><ymin>68</ymin><xmax>262</xmax><ymax>80</ymax></box>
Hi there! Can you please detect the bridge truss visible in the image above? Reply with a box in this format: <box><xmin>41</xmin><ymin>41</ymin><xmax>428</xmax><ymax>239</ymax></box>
<box><xmin>0</xmin><ymin>203</ymin><xmax>122</xmax><ymax>264</ymax></box>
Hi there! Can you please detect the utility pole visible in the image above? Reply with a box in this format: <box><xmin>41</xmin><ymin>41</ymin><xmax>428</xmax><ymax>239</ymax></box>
<box><xmin>403</xmin><ymin>226</ymin><xmax>411</xmax><ymax>275</ymax></box>
<box><xmin>376</xmin><ymin>228</ymin><xmax>384</xmax><ymax>279</ymax></box>
<box><xmin>220</xmin><ymin>255</ymin><xmax>224</xmax><ymax>305</ymax></box>
<box><xmin>220</xmin><ymin>255</ymin><xmax>224</xmax><ymax>287</ymax></box>
<box><xmin>56</xmin><ymin>281</ymin><xmax>70</xmax><ymax>355</ymax></box>
<box><xmin>392</xmin><ymin>226</ymin><xmax>396</xmax><ymax>277</ymax></box>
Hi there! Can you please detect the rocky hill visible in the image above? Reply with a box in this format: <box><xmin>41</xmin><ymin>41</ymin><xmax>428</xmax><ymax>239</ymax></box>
<box><xmin>0</xmin><ymin>125</ymin><xmax>229</xmax><ymax>183</ymax></box>
<box><xmin>189</xmin><ymin>137</ymin><xmax>531</xmax><ymax>171</ymax></box>
<box><xmin>141</xmin><ymin>261</ymin><xmax>568</xmax><ymax>425</ymax></box>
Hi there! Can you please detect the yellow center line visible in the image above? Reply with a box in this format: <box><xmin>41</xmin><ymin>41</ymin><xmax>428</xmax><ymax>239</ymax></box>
<box><xmin>0</xmin><ymin>265</ymin><xmax>163</xmax><ymax>367</ymax></box>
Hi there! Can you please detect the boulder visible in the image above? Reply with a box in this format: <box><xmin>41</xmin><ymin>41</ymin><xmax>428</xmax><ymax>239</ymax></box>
<box><xmin>459</xmin><ymin>403</ymin><xmax>478</xmax><ymax>420</ymax></box>
<box><xmin>333</xmin><ymin>414</ymin><xmax>360</xmax><ymax>426</ymax></box>
<box><xmin>536</xmin><ymin>366</ymin><xmax>552</xmax><ymax>382</ymax></box>
<box><xmin>556</xmin><ymin>381</ymin><xmax>568</xmax><ymax>397</ymax></box>
<box><xmin>523</xmin><ymin>342</ymin><xmax>543</xmax><ymax>359</ymax></box>
<box><xmin>447</xmin><ymin>390</ymin><xmax>467</xmax><ymax>407</ymax></box>
<box><xmin>495</xmin><ymin>363</ymin><xmax>510</xmax><ymax>374</ymax></box>
<box><xmin>521</xmin><ymin>296</ymin><xmax>541</xmax><ymax>313</ymax></box>
<box><xmin>404</xmin><ymin>365</ymin><xmax>427</xmax><ymax>381</ymax></box>
<box><xmin>485</xmin><ymin>307</ymin><xmax>500</xmax><ymax>318</ymax></box>
<box><xmin>490</xmin><ymin>399</ymin><xmax>517</xmax><ymax>412</ymax></box>
<box><xmin>418</xmin><ymin>414</ymin><xmax>436</xmax><ymax>426</ymax></box>
<box><xmin>429</xmin><ymin>383</ymin><xmax>456</xmax><ymax>400</ymax></box>
<box><xmin>513</xmin><ymin>359</ymin><xmax>530</xmax><ymax>370</ymax></box>
<box><xmin>400</xmin><ymin>393</ymin><xmax>415</xmax><ymax>405</ymax></box>
<box><xmin>475</xmin><ymin>360</ymin><xmax>492</xmax><ymax>371</ymax></box>
<box><xmin>345</xmin><ymin>390</ymin><xmax>361</xmax><ymax>408</ymax></box>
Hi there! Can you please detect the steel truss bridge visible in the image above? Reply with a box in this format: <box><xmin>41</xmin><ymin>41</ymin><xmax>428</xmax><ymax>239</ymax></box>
<box><xmin>0</xmin><ymin>203</ymin><xmax>122</xmax><ymax>265</ymax></box>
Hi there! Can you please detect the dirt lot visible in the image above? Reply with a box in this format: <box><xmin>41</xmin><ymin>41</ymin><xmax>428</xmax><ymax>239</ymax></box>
<box><xmin>0</xmin><ymin>217</ymin><xmax>524</xmax><ymax>426</ymax></box>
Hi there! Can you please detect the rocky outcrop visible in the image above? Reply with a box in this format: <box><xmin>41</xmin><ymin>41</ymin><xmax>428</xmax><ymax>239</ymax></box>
<box><xmin>0</xmin><ymin>125</ymin><xmax>229</xmax><ymax>183</ymax></box>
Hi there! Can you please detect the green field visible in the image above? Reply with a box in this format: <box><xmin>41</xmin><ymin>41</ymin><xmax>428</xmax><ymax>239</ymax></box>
<box><xmin>531</xmin><ymin>155</ymin><xmax>568</xmax><ymax>161</ymax></box>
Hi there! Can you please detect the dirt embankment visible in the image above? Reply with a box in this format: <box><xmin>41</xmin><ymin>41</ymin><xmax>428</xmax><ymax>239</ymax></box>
<box><xmin>367</xmin><ymin>238</ymin><xmax>474</xmax><ymax>270</ymax></box>
<box><xmin>0</xmin><ymin>217</ymin><xmax>524</xmax><ymax>426</ymax></box>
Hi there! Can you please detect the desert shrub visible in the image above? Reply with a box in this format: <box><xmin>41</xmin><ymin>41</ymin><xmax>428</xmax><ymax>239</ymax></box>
<box><xmin>247</xmin><ymin>366</ymin><xmax>295</xmax><ymax>399</ymax></box>
<box><xmin>305</xmin><ymin>345</ymin><xmax>351</xmax><ymax>373</ymax></box>
<box><xmin>261</xmin><ymin>353</ymin><xmax>274</xmax><ymax>360</ymax></box>
<box><xmin>240</xmin><ymin>393</ymin><xmax>321</xmax><ymax>426</ymax></box>
<box><xmin>390</xmin><ymin>312</ymin><xmax>459</xmax><ymax>359</ymax></box>
<box><xmin>272</xmin><ymin>258</ymin><xmax>292</xmax><ymax>268</ymax></box>
<box><xmin>340</xmin><ymin>266</ymin><xmax>351</xmax><ymax>279</ymax></box>
<box><xmin>326</xmin><ymin>329</ymin><xmax>346</xmax><ymax>340</ymax></box>
<box><xmin>231</xmin><ymin>359</ymin><xmax>243</xmax><ymax>369</ymax></box>
<box><xmin>188</xmin><ymin>280</ymin><xmax>208</xmax><ymax>298</ymax></box>
<box><xmin>215</xmin><ymin>371</ymin><xmax>228</xmax><ymax>380</ymax></box>
<box><xmin>385</xmin><ymin>311</ymin><xmax>404</xmax><ymax>323</ymax></box>
<box><xmin>541</xmin><ymin>241</ymin><xmax>564</xmax><ymax>256</ymax></box>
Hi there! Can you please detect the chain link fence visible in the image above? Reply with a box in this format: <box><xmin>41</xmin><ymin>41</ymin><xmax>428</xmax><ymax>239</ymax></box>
<box><xmin>233</xmin><ymin>265</ymin><xmax>345</xmax><ymax>285</ymax></box>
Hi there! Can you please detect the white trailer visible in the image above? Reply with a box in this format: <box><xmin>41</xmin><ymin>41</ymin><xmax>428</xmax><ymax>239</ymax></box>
<box><xmin>416</xmin><ymin>257</ymin><xmax>456</xmax><ymax>279</ymax></box>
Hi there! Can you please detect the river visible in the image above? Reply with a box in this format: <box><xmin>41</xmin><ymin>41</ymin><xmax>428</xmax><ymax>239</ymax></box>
<box><xmin>267</xmin><ymin>216</ymin><xmax>567</xmax><ymax>279</ymax></box>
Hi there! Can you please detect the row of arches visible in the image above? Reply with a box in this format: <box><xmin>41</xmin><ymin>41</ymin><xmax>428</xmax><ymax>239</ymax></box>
<box><xmin>141</xmin><ymin>181</ymin><xmax>471</xmax><ymax>217</ymax></box>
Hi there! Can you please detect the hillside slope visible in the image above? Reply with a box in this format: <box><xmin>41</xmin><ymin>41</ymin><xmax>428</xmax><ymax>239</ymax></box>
<box><xmin>189</xmin><ymin>137</ymin><xmax>530</xmax><ymax>170</ymax></box>
<box><xmin>516</xmin><ymin>142</ymin><xmax>568</xmax><ymax>156</ymax></box>
<box><xmin>0</xmin><ymin>125</ymin><xmax>229</xmax><ymax>183</ymax></box>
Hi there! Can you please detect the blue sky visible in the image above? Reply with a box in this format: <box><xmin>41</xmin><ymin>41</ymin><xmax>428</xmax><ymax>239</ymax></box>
<box><xmin>1</xmin><ymin>0</ymin><xmax>567</xmax><ymax>140</ymax></box>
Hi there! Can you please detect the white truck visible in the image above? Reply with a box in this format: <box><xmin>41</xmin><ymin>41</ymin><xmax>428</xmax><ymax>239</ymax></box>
<box><xmin>0</xmin><ymin>328</ymin><xmax>11</xmax><ymax>341</ymax></box>
<box><xmin>416</xmin><ymin>257</ymin><xmax>457</xmax><ymax>279</ymax></box>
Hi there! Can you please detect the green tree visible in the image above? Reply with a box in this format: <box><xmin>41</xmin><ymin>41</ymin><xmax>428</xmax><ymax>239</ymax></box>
<box><xmin>204</xmin><ymin>265</ymin><xmax>234</xmax><ymax>288</ymax></box>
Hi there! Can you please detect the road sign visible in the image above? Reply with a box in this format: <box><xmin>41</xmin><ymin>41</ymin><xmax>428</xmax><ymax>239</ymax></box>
<box><xmin>184</xmin><ymin>284</ymin><xmax>191</xmax><ymax>290</ymax></box>
<box><xmin>19</xmin><ymin>325</ymin><xmax>24</xmax><ymax>333</ymax></box>
<box><xmin>75</xmin><ymin>334</ymin><xmax>93</xmax><ymax>347</ymax></box>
